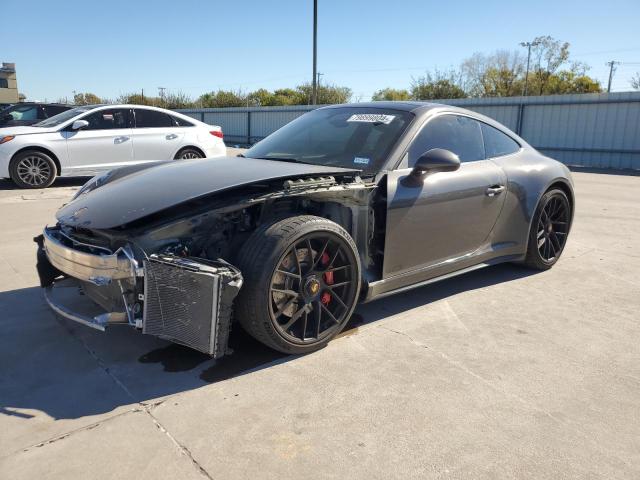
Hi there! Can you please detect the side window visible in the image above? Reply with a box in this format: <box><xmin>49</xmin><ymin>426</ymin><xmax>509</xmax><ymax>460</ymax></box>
<box><xmin>408</xmin><ymin>114</ymin><xmax>485</xmax><ymax>165</ymax></box>
<box><xmin>44</xmin><ymin>105</ymin><xmax>69</xmax><ymax>117</ymax></box>
<box><xmin>82</xmin><ymin>109</ymin><xmax>131</xmax><ymax>130</ymax></box>
<box><xmin>9</xmin><ymin>105</ymin><xmax>39</xmax><ymax>121</ymax></box>
<box><xmin>481</xmin><ymin>123</ymin><xmax>520</xmax><ymax>158</ymax></box>
<box><xmin>171</xmin><ymin>115</ymin><xmax>194</xmax><ymax>127</ymax></box>
<box><xmin>135</xmin><ymin>109</ymin><xmax>173</xmax><ymax>128</ymax></box>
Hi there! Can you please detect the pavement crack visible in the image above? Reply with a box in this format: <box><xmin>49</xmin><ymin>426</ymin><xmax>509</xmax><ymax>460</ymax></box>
<box><xmin>378</xmin><ymin>325</ymin><xmax>429</xmax><ymax>349</ymax></box>
<box><xmin>143</xmin><ymin>405</ymin><xmax>214</xmax><ymax>480</ymax></box>
<box><xmin>52</xmin><ymin>315</ymin><xmax>214</xmax><ymax>479</ymax></box>
<box><xmin>8</xmin><ymin>409</ymin><xmax>140</xmax><ymax>458</ymax></box>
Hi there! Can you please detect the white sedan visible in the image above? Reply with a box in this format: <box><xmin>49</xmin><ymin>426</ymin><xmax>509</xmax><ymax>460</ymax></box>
<box><xmin>0</xmin><ymin>104</ymin><xmax>225</xmax><ymax>188</ymax></box>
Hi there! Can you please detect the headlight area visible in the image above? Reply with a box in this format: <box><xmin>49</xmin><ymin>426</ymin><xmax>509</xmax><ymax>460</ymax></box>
<box><xmin>72</xmin><ymin>171</ymin><xmax>113</xmax><ymax>200</ymax></box>
<box><xmin>36</xmin><ymin>226</ymin><xmax>243</xmax><ymax>358</ymax></box>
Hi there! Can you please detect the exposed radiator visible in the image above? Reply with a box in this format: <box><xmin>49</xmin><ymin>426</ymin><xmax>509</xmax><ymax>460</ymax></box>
<box><xmin>143</xmin><ymin>255</ymin><xmax>242</xmax><ymax>357</ymax></box>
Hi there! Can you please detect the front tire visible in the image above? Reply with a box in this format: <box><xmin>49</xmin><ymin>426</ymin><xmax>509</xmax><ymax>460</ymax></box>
<box><xmin>523</xmin><ymin>189</ymin><xmax>571</xmax><ymax>270</ymax></box>
<box><xmin>9</xmin><ymin>150</ymin><xmax>57</xmax><ymax>189</ymax></box>
<box><xmin>235</xmin><ymin>215</ymin><xmax>361</xmax><ymax>354</ymax></box>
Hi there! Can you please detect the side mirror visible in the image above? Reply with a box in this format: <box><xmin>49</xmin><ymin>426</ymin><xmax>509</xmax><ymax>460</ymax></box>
<box><xmin>1</xmin><ymin>114</ymin><xmax>12</xmax><ymax>122</ymax></box>
<box><xmin>411</xmin><ymin>148</ymin><xmax>460</xmax><ymax>179</ymax></box>
<box><xmin>71</xmin><ymin>119</ymin><xmax>89</xmax><ymax>130</ymax></box>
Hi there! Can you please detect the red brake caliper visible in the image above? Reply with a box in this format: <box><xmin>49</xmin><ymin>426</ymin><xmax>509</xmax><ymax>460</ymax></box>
<box><xmin>321</xmin><ymin>251</ymin><xmax>333</xmax><ymax>305</ymax></box>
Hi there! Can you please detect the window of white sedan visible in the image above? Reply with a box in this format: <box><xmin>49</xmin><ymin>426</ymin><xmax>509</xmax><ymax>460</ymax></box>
<box><xmin>34</xmin><ymin>107</ymin><xmax>94</xmax><ymax>128</ymax></box>
<box><xmin>134</xmin><ymin>109</ymin><xmax>173</xmax><ymax>128</ymax></box>
<box><xmin>82</xmin><ymin>108</ymin><xmax>131</xmax><ymax>130</ymax></box>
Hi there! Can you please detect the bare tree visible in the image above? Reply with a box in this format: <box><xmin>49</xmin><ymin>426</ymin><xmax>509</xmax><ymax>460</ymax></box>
<box><xmin>529</xmin><ymin>36</ymin><xmax>570</xmax><ymax>95</ymax></box>
<box><xmin>461</xmin><ymin>50</ymin><xmax>525</xmax><ymax>97</ymax></box>
<box><xmin>632</xmin><ymin>73</ymin><xmax>640</xmax><ymax>90</ymax></box>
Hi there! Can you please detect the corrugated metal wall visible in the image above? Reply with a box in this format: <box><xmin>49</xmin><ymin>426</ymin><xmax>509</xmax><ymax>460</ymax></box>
<box><xmin>178</xmin><ymin>92</ymin><xmax>640</xmax><ymax>170</ymax></box>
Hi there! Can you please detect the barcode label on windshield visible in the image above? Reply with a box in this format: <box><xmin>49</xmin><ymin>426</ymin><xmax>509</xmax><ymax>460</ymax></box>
<box><xmin>347</xmin><ymin>114</ymin><xmax>396</xmax><ymax>124</ymax></box>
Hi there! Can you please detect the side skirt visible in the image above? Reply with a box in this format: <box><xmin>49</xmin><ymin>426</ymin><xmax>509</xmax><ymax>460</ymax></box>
<box><xmin>363</xmin><ymin>254</ymin><xmax>523</xmax><ymax>302</ymax></box>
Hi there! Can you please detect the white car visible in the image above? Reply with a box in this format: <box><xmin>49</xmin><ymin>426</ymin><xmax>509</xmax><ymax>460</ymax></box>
<box><xmin>0</xmin><ymin>104</ymin><xmax>225</xmax><ymax>188</ymax></box>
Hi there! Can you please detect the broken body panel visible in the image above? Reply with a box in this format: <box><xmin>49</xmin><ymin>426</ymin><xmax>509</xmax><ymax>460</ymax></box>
<box><xmin>36</xmin><ymin>158</ymin><xmax>376</xmax><ymax>355</ymax></box>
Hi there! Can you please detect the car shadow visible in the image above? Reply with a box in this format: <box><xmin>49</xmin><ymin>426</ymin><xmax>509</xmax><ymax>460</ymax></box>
<box><xmin>0</xmin><ymin>263</ymin><xmax>535</xmax><ymax>421</ymax></box>
<box><xmin>0</xmin><ymin>177</ymin><xmax>90</xmax><ymax>191</ymax></box>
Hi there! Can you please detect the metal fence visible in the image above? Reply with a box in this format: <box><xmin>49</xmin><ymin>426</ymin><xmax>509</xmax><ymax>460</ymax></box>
<box><xmin>178</xmin><ymin>91</ymin><xmax>640</xmax><ymax>170</ymax></box>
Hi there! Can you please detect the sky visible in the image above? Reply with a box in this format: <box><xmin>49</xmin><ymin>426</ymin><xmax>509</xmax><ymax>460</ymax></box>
<box><xmin>2</xmin><ymin>0</ymin><xmax>640</xmax><ymax>102</ymax></box>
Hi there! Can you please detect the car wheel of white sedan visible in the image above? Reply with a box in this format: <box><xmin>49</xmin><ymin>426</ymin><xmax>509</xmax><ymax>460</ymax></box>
<box><xmin>10</xmin><ymin>150</ymin><xmax>57</xmax><ymax>189</ymax></box>
<box><xmin>175</xmin><ymin>148</ymin><xmax>204</xmax><ymax>160</ymax></box>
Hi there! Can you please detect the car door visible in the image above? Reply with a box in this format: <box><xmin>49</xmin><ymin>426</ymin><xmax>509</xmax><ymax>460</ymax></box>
<box><xmin>383</xmin><ymin>114</ymin><xmax>507</xmax><ymax>278</ymax></box>
<box><xmin>65</xmin><ymin>108</ymin><xmax>134</xmax><ymax>174</ymax></box>
<box><xmin>131</xmin><ymin>108</ymin><xmax>184</xmax><ymax>161</ymax></box>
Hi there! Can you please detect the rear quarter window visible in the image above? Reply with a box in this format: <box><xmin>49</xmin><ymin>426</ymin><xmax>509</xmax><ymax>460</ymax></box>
<box><xmin>481</xmin><ymin>123</ymin><xmax>520</xmax><ymax>158</ymax></box>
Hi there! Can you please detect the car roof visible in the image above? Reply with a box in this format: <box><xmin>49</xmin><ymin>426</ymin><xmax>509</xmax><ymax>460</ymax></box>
<box><xmin>10</xmin><ymin>102</ymin><xmax>75</xmax><ymax>107</ymax></box>
<box><xmin>320</xmin><ymin>101</ymin><xmax>445</xmax><ymax>113</ymax></box>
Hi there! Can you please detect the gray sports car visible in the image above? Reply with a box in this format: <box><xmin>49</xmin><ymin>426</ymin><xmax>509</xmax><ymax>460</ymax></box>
<box><xmin>35</xmin><ymin>102</ymin><xmax>574</xmax><ymax>356</ymax></box>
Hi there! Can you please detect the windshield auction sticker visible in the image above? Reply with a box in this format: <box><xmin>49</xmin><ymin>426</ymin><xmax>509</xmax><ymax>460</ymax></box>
<box><xmin>347</xmin><ymin>113</ymin><xmax>396</xmax><ymax>124</ymax></box>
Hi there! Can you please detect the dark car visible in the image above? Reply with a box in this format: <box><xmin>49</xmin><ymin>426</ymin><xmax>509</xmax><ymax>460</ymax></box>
<box><xmin>36</xmin><ymin>102</ymin><xmax>574</xmax><ymax>357</ymax></box>
<box><xmin>0</xmin><ymin>102</ymin><xmax>72</xmax><ymax>127</ymax></box>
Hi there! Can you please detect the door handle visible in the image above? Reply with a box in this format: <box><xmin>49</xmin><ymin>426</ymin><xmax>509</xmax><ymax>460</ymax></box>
<box><xmin>114</xmin><ymin>136</ymin><xmax>129</xmax><ymax>144</ymax></box>
<box><xmin>486</xmin><ymin>185</ymin><xmax>506</xmax><ymax>197</ymax></box>
<box><xmin>166</xmin><ymin>133</ymin><xmax>178</xmax><ymax>140</ymax></box>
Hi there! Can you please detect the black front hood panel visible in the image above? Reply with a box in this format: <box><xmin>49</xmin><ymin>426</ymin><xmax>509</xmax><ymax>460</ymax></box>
<box><xmin>56</xmin><ymin>156</ymin><xmax>357</xmax><ymax>230</ymax></box>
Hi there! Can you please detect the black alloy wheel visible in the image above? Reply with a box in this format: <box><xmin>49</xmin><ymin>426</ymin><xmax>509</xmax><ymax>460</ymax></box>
<box><xmin>268</xmin><ymin>232</ymin><xmax>358</xmax><ymax>344</ymax></box>
<box><xmin>235</xmin><ymin>215</ymin><xmax>361</xmax><ymax>354</ymax></box>
<box><xmin>524</xmin><ymin>189</ymin><xmax>571</xmax><ymax>270</ymax></box>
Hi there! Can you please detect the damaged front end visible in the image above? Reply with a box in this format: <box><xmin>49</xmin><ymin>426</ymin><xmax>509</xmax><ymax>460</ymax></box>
<box><xmin>35</xmin><ymin>227</ymin><xmax>242</xmax><ymax>358</ymax></box>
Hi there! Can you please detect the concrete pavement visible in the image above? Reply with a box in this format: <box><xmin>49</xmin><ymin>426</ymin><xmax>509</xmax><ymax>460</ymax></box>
<box><xmin>0</xmin><ymin>164</ymin><xmax>638</xmax><ymax>479</ymax></box>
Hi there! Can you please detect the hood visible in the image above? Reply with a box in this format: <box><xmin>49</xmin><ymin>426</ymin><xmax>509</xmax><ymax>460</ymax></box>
<box><xmin>56</xmin><ymin>156</ymin><xmax>358</xmax><ymax>230</ymax></box>
<box><xmin>0</xmin><ymin>125</ymin><xmax>57</xmax><ymax>136</ymax></box>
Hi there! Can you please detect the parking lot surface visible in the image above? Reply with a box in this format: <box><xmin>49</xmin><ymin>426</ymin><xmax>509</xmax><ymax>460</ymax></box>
<box><xmin>0</xmin><ymin>158</ymin><xmax>638</xmax><ymax>479</ymax></box>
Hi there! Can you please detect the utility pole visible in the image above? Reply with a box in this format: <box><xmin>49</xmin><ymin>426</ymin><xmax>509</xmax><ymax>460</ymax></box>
<box><xmin>316</xmin><ymin>72</ymin><xmax>323</xmax><ymax>103</ymax></box>
<box><xmin>158</xmin><ymin>86</ymin><xmax>166</xmax><ymax>106</ymax></box>
<box><xmin>520</xmin><ymin>40</ymin><xmax>540</xmax><ymax>96</ymax></box>
<box><xmin>606</xmin><ymin>61</ymin><xmax>620</xmax><ymax>93</ymax></box>
<box><xmin>141</xmin><ymin>88</ymin><xmax>144</xmax><ymax>102</ymax></box>
<box><xmin>311</xmin><ymin>0</ymin><xmax>318</xmax><ymax>105</ymax></box>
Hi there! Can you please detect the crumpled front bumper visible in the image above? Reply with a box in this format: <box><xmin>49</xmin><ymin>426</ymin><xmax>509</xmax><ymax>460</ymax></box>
<box><xmin>36</xmin><ymin>226</ymin><xmax>242</xmax><ymax>357</ymax></box>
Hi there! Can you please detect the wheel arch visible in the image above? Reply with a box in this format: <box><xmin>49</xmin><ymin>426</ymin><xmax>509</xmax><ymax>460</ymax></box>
<box><xmin>174</xmin><ymin>145</ymin><xmax>205</xmax><ymax>159</ymax></box>
<box><xmin>11</xmin><ymin>146</ymin><xmax>61</xmax><ymax>176</ymax></box>
<box><xmin>523</xmin><ymin>177</ymin><xmax>575</xmax><ymax>253</ymax></box>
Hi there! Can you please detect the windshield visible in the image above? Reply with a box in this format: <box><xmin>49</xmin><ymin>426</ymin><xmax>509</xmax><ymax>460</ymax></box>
<box><xmin>34</xmin><ymin>107</ymin><xmax>94</xmax><ymax>128</ymax></box>
<box><xmin>244</xmin><ymin>107</ymin><xmax>413</xmax><ymax>173</ymax></box>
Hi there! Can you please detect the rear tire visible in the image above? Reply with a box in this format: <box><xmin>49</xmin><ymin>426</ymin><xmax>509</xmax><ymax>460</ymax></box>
<box><xmin>174</xmin><ymin>148</ymin><xmax>204</xmax><ymax>160</ymax></box>
<box><xmin>523</xmin><ymin>189</ymin><xmax>571</xmax><ymax>270</ymax></box>
<box><xmin>235</xmin><ymin>215</ymin><xmax>361</xmax><ymax>354</ymax></box>
<box><xmin>9</xmin><ymin>150</ymin><xmax>57</xmax><ymax>189</ymax></box>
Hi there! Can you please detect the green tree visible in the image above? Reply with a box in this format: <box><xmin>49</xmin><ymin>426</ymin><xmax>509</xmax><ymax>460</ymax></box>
<box><xmin>116</xmin><ymin>93</ymin><xmax>158</xmax><ymax>106</ymax></box>
<box><xmin>371</xmin><ymin>88</ymin><xmax>411</xmax><ymax>101</ymax></box>
<box><xmin>247</xmin><ymin>88</ymin><xmax>275</xmax><ymax>106</ymax></box>
<box><xmin>411</xmin><ymin>69</ymin><xmax>467</xmax><ymax>100</ymax></box>
<box><xmin>163</xmin><ymin>91</ymin><xmax>194</xmax><ymax>109</ymax></box>
<box><xmin>73</xmin><ymin>92</ymin><xmax>103</xmax><ymax>105</ymax></box>
<box><xmin>294</xmin><ymin>83</ymin><xmax>352</xmax><ymax>104</ymax></box>
<box><xmin>271</xmin><ymin>88</ymin><xmax>299</xmax><ymax>106</ymax></box>
<box><xmin>543</xmin><ymin>71</ymin><xmax>602</xmax><ymax>94</ymax></box>
<box><xmin>197</xmin><ymin>90</ymin><xmax>247</xmax><ymax>108</ymax></box>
